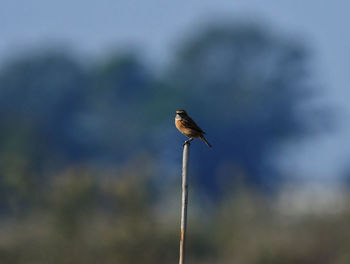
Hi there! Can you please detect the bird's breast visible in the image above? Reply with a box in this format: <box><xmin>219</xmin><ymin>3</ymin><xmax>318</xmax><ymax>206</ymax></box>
<box><xmin>175</xmin><ymin>114</ymin><xmax>182</xmax><ymax>121</ymax></box>
<box><xmin>175</xmin><ymin>119</ymin><xmax>197</xmax><ymax>137</ymax></box>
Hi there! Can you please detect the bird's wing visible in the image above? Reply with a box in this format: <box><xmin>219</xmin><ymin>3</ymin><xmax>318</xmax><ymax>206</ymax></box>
<box><xmin>181</xmin><ymin>117</ymin><xmax>205</xmax><ymax>134</ymax></box>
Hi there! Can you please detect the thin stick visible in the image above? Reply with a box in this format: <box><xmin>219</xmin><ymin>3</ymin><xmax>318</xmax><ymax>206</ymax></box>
<box><xmin>179</xmin><ymin>141</ymin><xmax>190</xmax><ymax>264</ymax></box>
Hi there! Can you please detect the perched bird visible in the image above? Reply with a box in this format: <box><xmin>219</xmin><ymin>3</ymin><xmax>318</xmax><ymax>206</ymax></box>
<box><xmin>175</xmin><ymin>110</ymin><xmax>212</xmax><ymax>148</ymax></box>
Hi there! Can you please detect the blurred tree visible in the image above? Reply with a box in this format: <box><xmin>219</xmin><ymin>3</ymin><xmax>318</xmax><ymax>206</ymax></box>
<box><xmin>0</xmin><ymin>51</ymin><xmax>87</xmax><ymax>164</ymax></box>
<box><xmin>79</xmin><ymin>53</ymin><xmax>157</xmax><ymax>161</ymax></box>
<box><xmin>0</xmin><ymin>22</ymin><xmax>321</xmax><ymax>212</ymax></box>
<box><xmin>0</xmin><ymin>22</ymin><xmax>342</xmax><ymax>264</ymax></box>
<box><xmin>167</xmin><ymin>23</ymin><xmax>315</xmax><ymax>191</ymax></box>
<box><xmin>0</xmin><ymin>52</ymin><xmax>88</xmax><ymax>213</ymax></box>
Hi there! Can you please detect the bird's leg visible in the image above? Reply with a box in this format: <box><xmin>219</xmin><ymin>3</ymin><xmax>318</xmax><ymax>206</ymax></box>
<box><xmin>183</xmin><ymin>138</ymin><xmax>193</xmax><ymax>146</ymax></box>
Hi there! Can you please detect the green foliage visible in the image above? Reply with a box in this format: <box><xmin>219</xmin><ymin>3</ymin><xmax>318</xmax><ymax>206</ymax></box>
<box><xmin>0</xmin><ymin>22</ymin><xmax>335</xmax><ymax>263</ymax></box>
<box><xmin>168</xmin><ymin>23</ymin><xmax>317</xmax><ymax>188</ymax></box>
<box><xmin>0</xmin><ymin>168</ymin><xmax>350</xmax><ymax>263</ymax></box>
<box><xmin>0</xmin><ymin>22</ymin><xmax>321</xmax><ymax>194</ymax></box>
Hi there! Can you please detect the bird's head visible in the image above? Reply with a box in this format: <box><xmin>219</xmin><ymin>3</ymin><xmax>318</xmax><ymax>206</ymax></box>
<box><xmin>175</xmin><ymin>109</ymin><xmax>187</xmax><ymax>120</ymax></box>
<box><xmin>176</xmin><ymin>109</ymin><xmax>187</xmax><ymax>116</ymax></box>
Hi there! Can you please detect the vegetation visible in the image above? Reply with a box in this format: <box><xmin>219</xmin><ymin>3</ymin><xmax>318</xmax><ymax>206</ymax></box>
<box><xmin>1</xmin><ymin>165</ymin><xmax>350</xmax><ymax>263</ymax></box>
<box><xmin>0</xmin><ymin>22</ymin><xmax>341</xmax><ymax>263</ymax></box>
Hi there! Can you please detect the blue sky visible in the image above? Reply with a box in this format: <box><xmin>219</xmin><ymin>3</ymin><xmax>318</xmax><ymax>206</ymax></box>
<box><xmin>1</xmin><ymin>0</ymin><xmax>350</xmax><ymax>180</ymax></box>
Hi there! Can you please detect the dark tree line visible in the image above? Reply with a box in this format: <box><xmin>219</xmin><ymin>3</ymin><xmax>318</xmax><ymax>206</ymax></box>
<box><xmin>0</xmin><ymin>23</ymin><xmax>319</xmax><ymax>212</ymax></box>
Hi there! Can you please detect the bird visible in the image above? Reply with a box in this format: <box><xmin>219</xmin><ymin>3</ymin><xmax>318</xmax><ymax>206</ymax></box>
<box><xmin>175</xmin><ymin>109</ymin><xmax>212</xmax><ymax>148</ymax></box>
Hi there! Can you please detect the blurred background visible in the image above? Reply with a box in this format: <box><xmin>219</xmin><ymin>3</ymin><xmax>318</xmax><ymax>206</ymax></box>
<box><xmin>1</xmin><ymin>1</ymin><xmax>350</xmax><ymax>263</ymax></box>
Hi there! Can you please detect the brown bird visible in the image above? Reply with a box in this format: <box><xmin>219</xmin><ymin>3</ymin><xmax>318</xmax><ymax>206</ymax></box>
<box><xmin>175</xmin><ymin>110</ymin><xmax>212</xmax><ymax>148</ymax></box>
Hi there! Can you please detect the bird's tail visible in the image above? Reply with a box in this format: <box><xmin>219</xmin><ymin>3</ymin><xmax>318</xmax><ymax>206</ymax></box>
<box><xmin>200</xmin><ymin>136</ymin><xmax>212</xmax><ymax>148</ymax></box>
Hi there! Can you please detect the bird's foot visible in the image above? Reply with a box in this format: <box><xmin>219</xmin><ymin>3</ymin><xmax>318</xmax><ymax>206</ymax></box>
<box><xmin>183</xmin><ymin>138</ymin><xmax>193</xmax><ymax>146</ymax></box>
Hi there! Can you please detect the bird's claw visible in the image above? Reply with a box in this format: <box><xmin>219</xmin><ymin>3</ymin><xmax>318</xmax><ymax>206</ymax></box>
<box><xmin>183</xmin><ymin>138</ymin><xmax>193</xmax><ymax>146</ymax></box>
